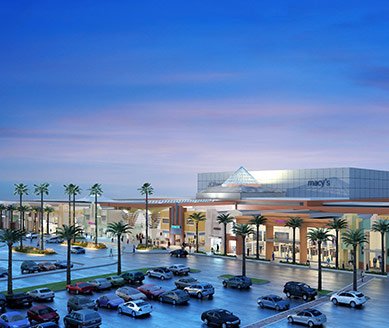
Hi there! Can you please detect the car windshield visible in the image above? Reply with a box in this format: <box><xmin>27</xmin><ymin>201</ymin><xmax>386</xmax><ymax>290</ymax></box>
<box><xmin>219</xmin><ymin>310</ymin><xmax>232</xmax><ymax>315</ymax></box>
<box><xmin>310</xmin><ymin>310</ymin><xmax>322</xmax><ymax>317</ymax></box>
<box><xmin>127</xmin><ymin>289</ymin><xmax>138</xmax><ymax>294</ymax></box>
<box><xmin>78</xmin><ymin>283</ymin><xmax>89</xmax><ymax>288</ymax></box>
<box><xmin>40</xmin><ymin>289</ymin><xmax>51</xmax><ymax>293</ymax></box>
<box><xmin>85</xmin><ymin>313</ymin><xmax>99</xmax><ymax>321</ymax></box>
<box><xmin>79</xmin><ymin>298</ymin><xmax>92</xmax><ymax>304</ymax></box>
<box><xmin>111</xmin><ymin>276</ymin><xmax>120</xmax><ymax>279</ymax></box>
<box><xmin>9</xmin><ymin>314</ymin><xmax>24</xmax><ymax>321</ymax></box>
<box><xmin>203</xmin><ymin>285</ymin><xmax>213</xmax><ymax>289</ymax></box>
<box><xmin>38</xmin><ymin>308</ymin><xmax>54</xmax><ymax>315</ymax></box>
<box><xmin>301</xmin><ymin>284</ymin><xmax>310</xmax><ymax>289</ymax></box>
<box><xmin>107</xmin><ymin>295</ymin><xmax>119</xmax><ymax>300</ymax></box>
<box><xmin>273</xmin><ymin>296</ymin><xmax>282</xmax><ymax>302</ymax></box>
<box><xmin>186</xmin><ymin>278</ymin><xmax>196</xmax><ymax>282</ymax></box>
<box><xmin>136</xmin><ymin>301</ymin><xmax>148</xmax><ymax>306</ymax></box>
<box><xmin>355</xmin><ymin>293</ymin><xmax>364</xmax><ymax>297</ymax></box>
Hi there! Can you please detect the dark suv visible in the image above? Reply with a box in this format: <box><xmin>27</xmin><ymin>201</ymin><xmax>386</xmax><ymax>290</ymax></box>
<box><xmin>6</xmin><ymin>292</ymin><xmax>33</xmax><ymax>308</ymax></box>
<box><xmin>67</xmin><ymin>296</ymin><xmax>97</xmax><ymax>313</ymax></box>
<box><xmin>222</xmin><ymin>276</ymin><xmax>252</xmax><ymax>289</ymax></box>
<box><xmin>121</xmin><ymin>271</ymin><xmax>145</xmax><ymax>284</ymax></box>
<box><xmin>283</xmin><ymin>281</ymin><xmax>317</xmax><ymax>301</ymax></box>
<box><xmin>21</xmin><ymin>260</ymin><xmax>40</xmax><ymax>274</ymax></box>
<box><xmin>63</xmin><ymin>309</ymin><xmax>101</xmax><ymax>328</ymax></box>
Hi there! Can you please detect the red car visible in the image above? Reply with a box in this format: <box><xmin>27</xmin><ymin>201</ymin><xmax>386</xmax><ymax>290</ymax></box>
<box><xmin>27</xmin><ymin>304</ymin><xmax>59</xmax><ymax>324</ymax></box>
<box><xmin>137</xmin><ymin>284</ymin><xmax>166</xmax><ymax>300</ymax></box>
<box><xmin>66</xmin><ymin>282</ymin><xmax>94</xmax><ymax>294</ymax></box>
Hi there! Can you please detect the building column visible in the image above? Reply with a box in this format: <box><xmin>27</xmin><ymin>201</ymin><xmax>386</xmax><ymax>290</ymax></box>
<box><xmin>265</xmin><ymin>224</ymin><xmax>274</xmax><ymax>260</ymax></box>
<box><xmin>300</xmin><ymin>224</ymin><xmax>308</xmax><ymax>264</ymax></box>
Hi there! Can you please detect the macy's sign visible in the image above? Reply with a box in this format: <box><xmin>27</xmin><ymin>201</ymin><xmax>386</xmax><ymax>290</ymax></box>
<box><xmin>307</xmin><ymin>178</ymin><xmax>330</xmax><ymax>188</ymax></box>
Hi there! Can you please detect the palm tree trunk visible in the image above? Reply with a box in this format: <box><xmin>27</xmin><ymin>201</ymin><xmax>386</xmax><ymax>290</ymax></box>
<box><xmin>256</xmin><ymin>224</ymin><xmax>259</xmax><ymax>260</ymax></box>
<box><xmin>95</xmin><ymin>195</ymin><xmax>98</xmax><ymax>246</ymax></box>
<box><xmin>224</xmin><ymin>223</ymin><xmax>227</xmax><ymax>256</ymax></box>
<box><xmin>40</xmin><ymin>194</ymin><xmax>44</xmax><ymax>250</ymax></box>
<box><xmin>292</xmin><ymin>227</ymin><xmax>296</xmax><ymax>264</ymax></box>
<box><xmin>73</xmin><ymin>194</ymin><xmax>76</xmax><ymax>226</ymax></box>
<box><xmin>145</xmin><ymin>192</ymin><xmax>149</xmax><ymax>248</ymax></box>
<box><xmin>196</xmin><ymin>223</ymin><xmax>199</xmax><ymax>253</ymax></box>
<box><xmin>353</xmin><ymin>246</ymin><xmax>357</xmax><ymax>291</ymax></box>
<box><xmin>318</xmin><ymin>241</ymin><xmax>322</xmax><ymax>291</ymax></box>
<box><xmin>242</xmin><ymin>236</ymin><xmax>246</xmax><ymax>276</ymax></box>
<box><xmin>67</xmin><ymin>240</ymin><xmax>71</xmax><ymax>285</ymax></box>
<box><xmin>335</xmin><ymin>230</ymin><xmax>339</xmax><ymax>269</ymax></box>
<box><xmin>381</xmin><ymin>232</ymin><xmax>385</xmax><ymax>274</ymax></box>
<box><xmin>68</xmin><ymin>195</ymin><xmax>71</xmax><ymax>225</ymax></box>
<box><xmin>0</xmin><ymin>210</ymin><xmax>3</xmax><ymax>229</ymax></box>
<box><xmin>7</xmin><ymin>244</ymin><xmax>13</xmax><ymax>295</ymax></box>
<box><xmin>46</xmin><ymin>212</ymin><xmax>50</xmax><ymax>235</ymax></box>
<box><xmin>117</xmin><ymin>237</ymin><xmax>122</xmax><ymax>275</ymax></box>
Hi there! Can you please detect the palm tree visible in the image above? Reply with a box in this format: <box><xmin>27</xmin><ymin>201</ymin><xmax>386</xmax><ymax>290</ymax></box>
<box><xmin>307</xmin><ymin>228</ymin><xmax>333</xmax><ymax>291</ymax></box>
<box><xmin>71</xmin><ymin>185</ymin><xmax>82</xmax><ymax>226</ymax></box>
<box><xmin>249</xmin><ymin>215</ymin><xmax>267</xmax><ymax>260</ymax></box>
<box><xmin>7</xmin><ymin>204</ymin><xmax>18</xmax><ymax>229</ymax></box>
<box><xmin>44</xmin><ymin>206</ymin><xmax>55</xmax><ymax>235</ymax></box>
<box><xmin>138</xmin><ymin>183</ymin><xmax>154</xmax><ymax>248</ymax></box>
<box><xmin>0</xmin><ymin>229</ymin><xmax>25</xmax><ymax>295</ymax></box>
<box><xmin>89</xmin><ymin>183</ymin><xmax>103</xmax><ymax>246</ymax></box>
<box><xmin>327</xmin><ymin>218</ymin><xmax>348</xmax><ymax>269</ymax></box>
<box><xmin>342</xmin><ymin>228</ymin><xmax>368</xmax><ymax>291</ymax></box>
<box><xmin>233</xmin><ymin>223</ymin><xmax>254</xmax><ymax>276</ymax></box>
<box><xmin>14</xmin><ymin>183</ymin><xmax>28</xmax><ymax>232</ymax></box>
<box><xmin>64</xmin><ymin>184</ymin><xmax>75</xmax><ymax>225</ymax></box>
<box><xmin>285</xmin><ymin>217</ymin><xmax>303</xmax><ymax>264</ymax></box>
<box><xmin>34</xmin><ymin>183</ymin><xmax>50</xmax><ymax>250</ymax></box>
<box><xmin>56</xmin><ymin>225</ymin><xmax>84</xmax><ymax>284</ymax></box>
<box><xmin>18</xmin><ymin>205</ymin><xmax>31</xmax><ymax>249</ymax></box>
<box><xmin>188</xmin><ymin>212</ymin><xmax>206</xmax><ymax>253</ymax></box>
<box><xmin>372</xmin><ymin>219</ymin><xmax>389</xmax><ymax>274</ymax></box>
<box><xmin>217</xmin><ymin>213</ymin><xmax>234</xmax><ymax>255</ymax></box>
<box><xmin>0</xmin><ymin>204</ymin><xmax>6</xmax><ymax>229</ymax></box>
<box><xmin>106</xmin><ymin>222</ymin><xmax>132</xmax><ymax>275</ymax></box>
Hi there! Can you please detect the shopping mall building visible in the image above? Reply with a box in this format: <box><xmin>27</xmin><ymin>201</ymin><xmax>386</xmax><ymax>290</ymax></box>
<box><xmin>3</xmin><ymin>166</ymin><xmax>389</xmax><ymax>272</ymax></box>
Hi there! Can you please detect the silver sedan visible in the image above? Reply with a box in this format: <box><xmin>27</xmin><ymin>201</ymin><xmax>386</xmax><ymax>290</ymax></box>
<box><xmin>287</xmin><ymin>308</ymin><xmax>327</xmax><ymax>327</ymax></box>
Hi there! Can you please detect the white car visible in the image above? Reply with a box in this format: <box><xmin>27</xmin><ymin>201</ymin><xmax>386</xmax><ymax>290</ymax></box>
<box><xmin>146</xmin><ymin>267</ymin><xmax>173</xmax><ymax>280</ymax></box>
<box><xmin>27</xmin><ymin>288</ymin><xmax>55</xmax><ymax>301</ymax></box>
<box><xmin>168</xmin><ymin>264</ymin><xmax>190</xmax><ymax>275</ymax></box>
<box><xmin>330</xmin><ymin>291</ymin><xmax>367</xmax><ymax>307</ymax></box>
<box><xmin>118</xmin><ymin>300</ymin><xmax>153</xmax><ymax>317</ymax></box>
<box><xmin>46</xmin><ymin>236</ymin><xmax>64</xmax><ymax>243</ymax></box>
<box><xmin>115</xmin><ymin>287</ymin><xmax>147</xmax><ymax>301</ymax></box>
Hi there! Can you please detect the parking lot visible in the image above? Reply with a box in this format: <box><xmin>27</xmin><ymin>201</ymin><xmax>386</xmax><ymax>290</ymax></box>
<box><xmin>1</xmin><ymin>243</ymin><xmax>389</xmax><ymax>327</ymax></box>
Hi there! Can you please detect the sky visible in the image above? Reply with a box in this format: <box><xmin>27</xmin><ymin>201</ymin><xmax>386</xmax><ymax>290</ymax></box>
<box><xmin>1</xmin><ymin>1</ymin><xmax>389</xmax><ymax>200</ymax></box>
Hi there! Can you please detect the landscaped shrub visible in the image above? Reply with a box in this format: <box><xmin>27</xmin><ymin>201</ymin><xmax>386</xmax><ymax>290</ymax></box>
<box><xmin>61</xmin><ymin>241</ymin><xmax>107</xmax><ymax>249</ymax></box>
<box><xmin>279</xmin><ymin>260</ymin><xmax>309</xmax><ymax>266</ymax></box>
<box><xmin>13</xmin><ymin>246</ymin><xmax>57</xmax><ymax>255</ymax></box>
<box><xmin>136</xmin><ymin>244</ymin><xmax>166</xmax><ymax>250</ymax></box>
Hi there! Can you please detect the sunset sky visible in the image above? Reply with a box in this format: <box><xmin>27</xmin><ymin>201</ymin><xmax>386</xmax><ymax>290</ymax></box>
<box><xmin>1</xmin><ymin>1</ymin><xmax>389</xmax><ymax>200</ymax></box>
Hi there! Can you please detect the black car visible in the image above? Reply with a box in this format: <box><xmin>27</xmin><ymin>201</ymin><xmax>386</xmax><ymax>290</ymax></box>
<box><xmin>283</xmin><ymin>281</ymin><xmax>317</xmax><ymax>301</ymax></box>
<box><xmin>170</xmin><ymin>249</ymin><xmax>188</xmax><ymax>258</ymax></box>
<box><xmin>63</xmin><ymin>309</ymin><xmax>101</xmax><ymax>328</ymax></box>
<box><xmin>67</xmin><ymin>296</ymin><xmax>97</xmax><ymax>313</ymax></box>
<box><xmin>54</xmin><ymin>260</ymin><xmax>73</xmax><ymax>269</ymax></box>
<box><xmin>201</xmin><ymin>309</ymin><xmax>241</xmax><ymax>327</ymax></box>
<box><xmin>21</xmin><ymin>260</ymin><xmax>40</xmax><ymax>274</ymax></box>
<box><xmin>121</xmin><ymin>271</ymin><xmax>145</xmax><ymax>284</ymax></box>
<box><xmin>6</xmin><ymin>292</ymin><xmax>33</xmax><ymax>308</ymax></box>
<box><xmin>222</xmin><ymin>276</ymin><xmax>252</xmax><ymax>289</ymax></box>
<box><xmin>0</xmin><ymin>294</ymin><xmax>6</xmax><ymax>312</ymax></box>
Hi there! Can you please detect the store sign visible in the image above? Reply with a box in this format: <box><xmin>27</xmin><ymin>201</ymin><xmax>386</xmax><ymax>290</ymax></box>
<box><xmin>307</xmin><ymin>178</ymin><xmax>330</xmax><ymax>188</ymax></box>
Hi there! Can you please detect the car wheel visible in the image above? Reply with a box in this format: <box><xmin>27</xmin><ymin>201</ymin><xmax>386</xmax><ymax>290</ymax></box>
<box><xmin>160</xmin><ymin>276</ymin><xmax>165</xmax><ymax>280</ymax></box>
<box><xmin>159</xmin><ymin>297</ymin><xmax>163</xmax><ymax>302</ymax></box>
<box><xmin>350</xmin><ymin>301</ymin><xmax>356</xmax><ymax>308</ymax></box>
<box><xmin>76</xmin><ymin>290</ymin><xmax>79</xmax><ymax>295</ymax></box>
<box><xmin>222</xmin><ymin>281</ymin><xmax>227</xmax><ymax>287</ymax></box>
<box><xmin>275</xmin><ymin>305</ymin><xmax>280</xmax><ymax>311</ymax></box>
<box><xmin>222</xmin><ymin>323</ymin><xmax>227</xmax><ymax>328</ymax></box>
<box><xmin>107</xmin><ymin>304</ymin><xmax>112</xmax><ymax>309</ymax></box>
<box><xmin>131</xmin><ymin>310</ymin><xmax>136</xmax><ymax>317</ymax></box>
<box><xmin>208</xmin><ymin>295</ymin><xmax>213</xmax><ymax>300</ymax></box>
<box><xmin>96</xmin><ymin>301</ymin><xmax>101</xmax><ymax>308</ymax></box>
<box><xmin>302</xmin><ymin>294</ymin><xmax>308</xmax><ymax>301</ymax></box>
<box><xmin>237</xmin><ymin>284</ymin><xmax>242</xmax><ymax>289</ymax></box>
<box><xmin>203</xmin><ymin>318</ymin><xmax>209</xmax><ymax>326</ymax></box>
<box><xmin>172</xmin><ymin>300</ymin><xmax>177</xmax><ymax>305</ymax></box>
<box><xmin>197</xmin><ymin>292</ymin><xmax>203</xmax><ymax>299</ymax></box>
<box><xmin>118</xmin><ymin>307</ymin><xmax>123</xmax><ymax>314</ymax></box>
<box><xmin>67</xmin><ymin>307</ymin><xmax>71</xmax><ymax>313</ymax></box>
<box><xmin>147</xmin><ymin>272</ymin><xmax>151</xmax><ymax>277</ymax></box>
<box><xmin>258</xmin><ymin>302</ymin><xmax>264</xmax><ymax>309</ymax></box>
<box><xmin>287</xmin><ymin>316</ymin><xmax>294</xmax><ymax>323</ymax></box>
<box><xmin>286</xmin><ymin>292</ymin><xmax>291</xmax><ymax>298</ymax></box>
<box><xmin>308</xmin><ymin>320</ymin><xmax>314</xmax><ymax>327</ymax></box>
<box><xmin>332</xmin><ymin>298</ymin><xmax>338</xmax><ymax>305</ymax></box>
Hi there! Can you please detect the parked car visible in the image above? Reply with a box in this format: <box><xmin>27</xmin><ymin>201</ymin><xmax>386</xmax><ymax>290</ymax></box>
<box><xmin>38</xmin><ymin>262</ymin><xmax>57</xmax><ymax>271</ymax></box>
<box><xmin>0</xmin><ymin>294</ymin><xmax>6</xmax><ymax>312</ymax></box>
<box><xmin>120</xmin><ymin>271</ymin><xmax>145</xmax><ymax>284</ymax></box>
<box><xmin>94</xmin><ymin>293</ymin><xmax>123</xmax><ymax>309</ymax></box>
<box><xmin>115</xmin><ymin>287</ymin><xmax>147</xmax><ymax>301</ymax></box>
<box><xmin>66</xmin><ymin>282</ymin><xmax>94</xmax><ymax>295</ymax></box>
<box><xmin>67</xmin><ymin>296</ymin><xmax>97</xmax><ymax>313</ymax></box>
<box><xmin>54</xmin><ymin>260</ymin><xmax>73</xmax><ymax>269</ymax></box>
<box><xmin>36</xmin><ymin>322</ymin><xmax>59</xmax><ymax>328</ymax></box>
<box><xmin>88</xmin><ymin>278</ymin><xmax>112</xmax><ymax>291</ymax></box>
<box><xmin>184</xmin><ymin>283</ymin><xmax>215</xmax><ymax>299</ymax></box>
<box><xmin>146</xmin><ymin>267</ymin><xmax>173</xmax><ymax>280</ymax></box>
<box><xmin>287</xmin><ymin>308</ymin><xmax>327</xmax><ymax>327</ymax></box>
<box><xmin>0</xmin><ymin>311</ymin><xmax>30</xmax><ymax>328</ymax></box>
<box><xmin>201</xmin><ymin>309</ymin><xmax>241</xmax><ymax>327</ymax></box>
<box><xmin>63</xmin><ymin>309</ymin><xmax>101</xmax><ymax>328</ymax></box>
<box><xmin>26</xmin><ymin>232</ymin><xmax>39</xmax><ymax>239</ymax></box>
<box><xmin>118</xmin><ymin>300</ymin><xmax>153</xmax><ymax>317</ymax></box>
<box><xmin>283</xmin><ymin>282</ymin><xmax>317</xmax><ymax>301</ymax></box>
<box><xmin>27</xmin><ymin>304</ymin><xmax>59</xmax><ymax>324</ymax></box>
<box><xmin>170</xmin><ymin>249</ymin><xmax>188</xmax><ymax>258</ymax></box>
<box><xmin>137</xmin><ymin>284</ymin><xmax>166</xmax><ymax>299</ymax></box>
<box><xmin>46</xmin><ymin>236</ymin><xmax>64</xmax><ymax>244</ymax></box>
<box><xmin>20</xmin><ymin>260</ymin><xmax>40</xmax><ymax>274</ymax></box>
<box><xmin>27</xmin><ymin>288</ymin><xmax>55</xmax><ymax>301</ymax></box>
<box><xmin>106</xmin><ymin>275</ymin><xmax>126</xmax><ymax>287</ymax></box>
<box><xmin>257</xmin><ymin>294</ymin><xmax>290</xmax><ymax>311</ymax></box>
<box><xmin>0</xmin><ymin>267</ymin><xmax>7</xmax><ymax>278</ymax></box>
<box><xmin>175</xmin><ymin>277</ymin><xmax>199</xmax><ymax>289</ymax></box>
<box><xmin>71</xmin><ymin>246</ymin><xmax>85</xmax><ymax>254</ymax></box>
<box><xmin>330</xmin><ymin>290</ymin><xmax>367</xmax><ymax>308</ymax></box>
<box><xmin>169</xmin><ymin>264</ymin><xmax>190</xmax><ymax>275</ymax></box>
<box><xmin>222</xmin><ymin>276</ymin><xmax>252</xmax><ymax>289</ymax></box>
<box><xmin>158</xmin><ymin>289</ymin><xmax>190</xmax><ymax>305</ymax></box>
<box><xmin>5</xmin><ymin>292</ymin><xmax>33</xmax><ymax>308</ymax></box>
